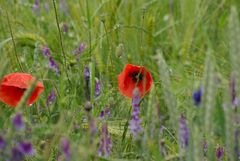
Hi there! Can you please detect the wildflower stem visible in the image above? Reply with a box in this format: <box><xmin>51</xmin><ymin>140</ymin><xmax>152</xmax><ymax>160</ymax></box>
<box><xmin>85</xmin><ymin>0</ymin><xmax>92</xmax><ymax>59</ymax></box>
<box><xmin>139</xmin><ymin>8</ymin><xmax>146</xmax><ymax>61</ymax></box>
<box><xmin>52</xmin><ymin>0</ymin><xmax>71</xmax><ymax>86</ymax></box>
<box><xmin>5</xmin><ymin>10</ymin><xmax>23</xmax><ymax>72</ymax></box>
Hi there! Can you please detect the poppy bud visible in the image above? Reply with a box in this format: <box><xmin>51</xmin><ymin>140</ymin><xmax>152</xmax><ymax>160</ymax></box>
<box><xmin>115</xmin><ymin>43</ymin><xmax>124</xmax><ymax>58</ymax></box>
<box><xmin>84</xmin><ymin>101</ymin><xmax>92</xmax><ymax>112</ymax></box>
<box><xmin>40</xmin><ymin>140</ymin><xmax>46</xmax><ymax>150</ymax></box>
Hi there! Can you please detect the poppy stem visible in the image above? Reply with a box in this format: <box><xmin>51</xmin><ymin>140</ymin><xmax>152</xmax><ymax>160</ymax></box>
<box><xmin>5</xmin><ymin>10</ymin><xmax>24</xmax><ymax>72</ymax></box>
<box><xmin>52</xmin><ymin>0</ymin><xmax>72</xmax><ymax>86</ymax></box>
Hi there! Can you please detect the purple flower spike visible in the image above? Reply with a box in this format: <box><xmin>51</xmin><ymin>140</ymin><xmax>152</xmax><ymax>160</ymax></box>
<box><xmin>129</xmin><ymin>88</ymin><xmax>142</xmax><ymax>139</ymax></box>
<box><xmin>179</xmin><ymin>114</ymin><xmax>189</xmax><ymax>149</ymax></box>
<box><xmin>95</xmin><ymin>79</ymin><xmax>101</xmax><ymax>97</ymax></box>
<box><xmin>98</xmin><ymin>123</ymin><xmax>112</xmax><ymax>157</ymax></box>
<box><xmin>203</xmin><ymin>141</ymin><xmax>208</xmax><ymax>156</ymax></box>
<box><xmin>216</xmin><ymin>146</ymin><xmax>224</xmax><ymax>161</ymax></box>
<box><xmin>105</xmin><ymin>108</ymin><xmax>110</xmax><ymax>117</ymax></box>
<box><xmin>100</xmin><ymin>111</ymin><xmax>105</xmax><ymax>119</ymax></box>
<box><xmin>11</xmin><ymin>147</ymin><xmax>24</xmax><ymax>161</ymax></box>
<box><xmin>73</xmin><ymin>43</ymin><xmax>86</xmax><ymax>55</ymax></box>
<box><xmin>62</xmin><ymin>23</ymin><xmax>69</xmax><ymax>33</ymax></box>
<box><xmin>32</xmin><ymin>0</ymin><xmax>40</xmax><ymax>13</ymax></box>
<box><xmin>230</xmin><ymin>75</ymin><xmax>238</xmax><ymax>107</ymax></box>
<box><xmin>48</xmin><ymin>57</ymin><xmax>60</xmax><ymax>76</ymax></box>
<box><xmin>0</xmin><ymin>135</ymin><xmax>6</xmax><ymax>149</ymax></box>
<box><xmin>61</xmin><ymin>137</ymin><xmax>71</xmax><ymax>161</ymax></box>
<box><xmin>41</xmin><ymin>45</ymin><xmax>60</xmax><ymax>75</ymax></box>
<box><xmin>99</xmin><ymin>107</ymin><xmax>110</xmax><ymax>119</ymax></box>
<box><xmin>193</xmin><ymin>87</ymin><xmax>203</xmax><ymax>106</ymax></box>
<box><xmin>41</xmin><ymin>45</ymin><xmax>51</xmax><ymax>58</ymax></box>
<box><xmin>44</xmin><ymin>1</ymin><xmax>49</xmax><ymax>12</ymax></box>
<box><xmin>12</xmin><ymin>113</ymin><xmax>25</xmax><ymax>130</ymax></box>
<box><xmin>60</xmin><ymin>0</ymin><xmax>69</xmax><ymax>15</ymax></box>
<box><xmin>46</xmin><ymin>89</ymin><xmax>56</xmax><ymax>107</ymax></box>
<box><xmin>84</xmin><ymin>66</ymin><xmax>90</xmax><ymax>82</ymax></box>
<box><xmin>19</xmin><ymin>141</ymin><xmax>34</xmax><ymax>156</ymax></box>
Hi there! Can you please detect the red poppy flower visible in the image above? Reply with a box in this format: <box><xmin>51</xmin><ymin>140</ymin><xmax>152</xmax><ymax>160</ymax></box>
<box><xmin>118</xmin><ymin>64</ymin><xmax>153</xmax><ymax>98</ymax></box>
<box><xmin>0</xmin><ymin>73</ymin><xmax>44</xmax><ymax>107</ymax></box>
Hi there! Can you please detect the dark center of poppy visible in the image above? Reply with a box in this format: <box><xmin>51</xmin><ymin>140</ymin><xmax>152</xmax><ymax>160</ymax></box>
<box><xmin>19</xmin><ymin>88</ymin><xmax>26</xmax><ymax>92</ymax></box>
<box><xmin>129</xmin><ymin>72</ymin><xmax>143</xmax><ymax>83</ymax></box>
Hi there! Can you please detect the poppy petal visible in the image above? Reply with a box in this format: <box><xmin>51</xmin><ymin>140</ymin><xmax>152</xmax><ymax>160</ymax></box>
<box><xmin>0</xmin><ymin>73</ymin><xmax>44</xmax><ymax>107</ymax></box>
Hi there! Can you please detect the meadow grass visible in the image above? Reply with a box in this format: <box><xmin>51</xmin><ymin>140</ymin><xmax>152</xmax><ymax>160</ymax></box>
<box><xmin>0</xmin><ymin>0</ymin><xmax>240</xmax><ymax>160</ymax></box>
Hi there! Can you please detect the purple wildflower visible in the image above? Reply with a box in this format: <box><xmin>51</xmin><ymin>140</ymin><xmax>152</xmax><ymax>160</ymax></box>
<box><xmin>105</xmin><ymin>107</ymin><xmax>110</xmax><ymax>117</ymax></box>
<box><xmin>73</xmin><ymin>43</ymin><xmax>85</xmax><ymax>55</ymax></box>
<box><xmin>95</xmin><ymin>79</ymin><xmax>101</xmax><ymax>97</ymax></box>
<box><xmin>129</xmin><ymin>88</ymin><xmax>142</xmax><ymax>139</ymax></box>
<box><xmin>98</xmin><ymin>122</ymin><xmax>112</xmax><ymax>157</ymax></box>
<box><xmin>46</xmin><ymin>89</ymin><xmax>56</xmax><ymax>107</ymax></box>
<box><xmin>32</xmin><ymin>0</ymin><xmax>40</xmax><ymax>13</ymax></box>
<box><xmin>44</xmin><ymin>1</ymin><xmax>49</xmax><ymax>12</ymax></box>
<box><xmin>60</xmin><ymin>0</ymin><xmax>69</xmax><ymax>15</ymax></box>
<box><xmin>41</xmin><ymin>45</ymin><xmax>60</xmax><ymax>75</ymax></box>
<box><xmin>203</xmin><ymin>141</ymin><xmax>208</xmax><ymax>156</ymax></box>
<box><xmin>230</xmin><ymin>75</ymin><xmax>238</xmax><ymax>106</ymax></box>
<box><xmin>99</xmin><ymin>107</ymin><xmax>110</xmax><ymax>119</ymax></box>
<box><xmin>192</xmin><ymin>87</ymin><xmax>203</xmax><ymax>106</ymax></box>
<box><xmin>84</xmin><ymin>66</ymin><xmax>90</xmax><ymax>100</ymax></box>
<box><xmin>41</xmin><ymin>45</ymin><xmax>51</xmax><ymax>58</ymax></box>
<box><xmin>19</xmin><ymin>141</ymin><xmax>34</xmax><ymax>156</ymax></box>
<box><xmin>11</xmin><ymin>146</ymin><xmax>24</xmax><ymax>161</ymax></box>
<box><xmin>0</xmin><ymin>135</ymin><xmax>6</xmax><ymax>149</ymax></box>
<box><xmin>100</xmin><ymin>111</ymin><xmax>105</xmax><ymax>119</ymax></box>
<box><xmin>216</xmin><ymin>146</ymin><xmax>224</xmax><ymax>161</ymax></box>
<box><xmin>61</xmin><ymin>137</ymin><xmax>71</xmax><ymax>161</ymax></box>
<box><xmin>48</xmin><ymin>57</ymin><xmax>60</xmax><ymax>76</ymax></box>
<box><xmin>62</xmin><ymin>23</ymin><xmax>69</xmax><ymax>33</ymax></box>
<box><xmin>179</xmin><ymin>114</ymin><xmax>189</xmax><ymax>149</ymax></box>
<box><xmin>84</xmin><ymin>66</ymin><xmax>90</xmax><ymax>82</ymax></box>
<box><xmin>12</xmin><ymin>113</ymin><xmax>25</xmax><ymax>130</ymax></box>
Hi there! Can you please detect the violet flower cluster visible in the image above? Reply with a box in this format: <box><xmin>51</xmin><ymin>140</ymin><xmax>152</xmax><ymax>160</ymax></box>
<box><xmin>178</xmin><ymin>114</ymin><xmax>189</xmax><ymax>149</ymax></box>
<box><xmin>84</xmin><ymin>65</ymin><xmax>101</xmax><ymax>100</ymax></box>
<box><xmin>60</xmin><ymin>0</ymin><xmax>69</xmax><ymax>15</ymax></box>
<box><xmin>98</xmin><ymin>122</ymin><xmax>112</xmax><ymax>157</ymax></box>
<box><xmin>192</xmin><ymin>87</ymin><xmax>203</xmax><ymax>106</ymax></box>
<box><xmin>129</xmin><ymin>88</ymin><xmax>143</xmax><ymax>139</ymax></box>
<box><xmin>73</xmin><ymin>43</ymin><xmax>85</xmax><ymax>56</ymax></box>
<box><xmin>230</xmin><ymin>75</ymin><xmax>238</xmax><ymax>107</ymax></box>
<box><xmin>41</xmin><ymin>45</ymin><xmax>60</xmax><ymax>76</ymax></box>
<box><xmin>32</xmin><ymin>0</ymin><xmax>40</xmax><ymax>13</ymax></box>
<box><xmin>61</xmin><ymin>137</ymin><xmax>71</xmax><ymax>161</ymax></box>
<box><xmin>62</xmin><ymin>23</ymin><xmax>69</xmax><ymax>33</ymax></box>
<box><xmin>98</xmin><ymin>107</ymin><xmax>112</xmax><ymax>157</ymax></box>
<box><xmin>95</xmin><ymin>78</ymin><xmax>101</xmax><ymax>97</ymax></box>
<box><xmin>0</xmin><ymin>113</ymin><xmax>34</xmax><ymax>161</ymax></box>
<box><xmin>216</xmin><ymin>146</ymin><xmax>224</xmax><ymax>161</ymax></box>
<box><xmin>46</xmin><ymin>88</ymin><xmax>56</xmax><ymax>107</ymax></box>
<box><xmin>84</xmin><ymin>66</ymin><xmax>91</xmax><ymax>100</ymax></box>
<box><xmin>73</xmin><ymin>43</ymin><xmax>86</xmax><ymax>61</ymax></box>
